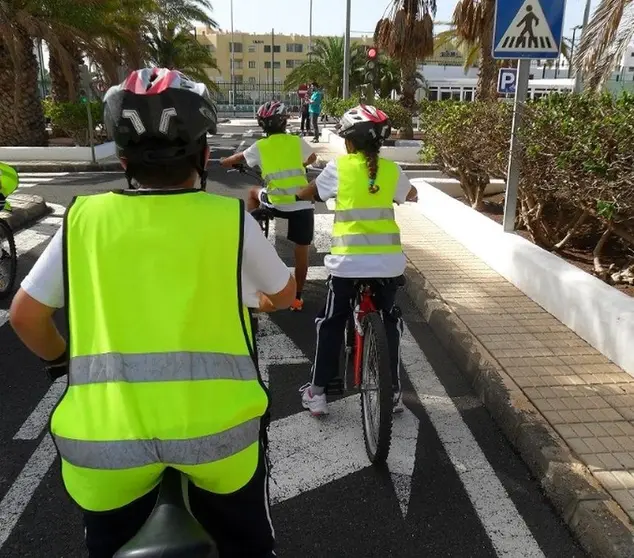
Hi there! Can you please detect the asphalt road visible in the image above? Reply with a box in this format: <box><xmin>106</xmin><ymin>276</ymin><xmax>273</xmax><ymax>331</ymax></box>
<box><xmin>0</xmin><ymin>133</ymin><xmax>588</xmax><ymax>557</ymax></box>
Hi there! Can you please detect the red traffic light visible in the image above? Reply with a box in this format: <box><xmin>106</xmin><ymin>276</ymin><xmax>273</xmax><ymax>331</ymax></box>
<box><xmin>367</xmin><ymin>47</ymin><xmax>378</xmax><ymax>59</ymax></box>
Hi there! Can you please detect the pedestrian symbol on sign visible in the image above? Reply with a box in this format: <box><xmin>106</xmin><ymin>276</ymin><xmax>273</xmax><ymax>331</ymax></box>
<box><xmin>495</xmin><ymin>0</ymin><xmax>558</xmax><ymax>53</ymax></box>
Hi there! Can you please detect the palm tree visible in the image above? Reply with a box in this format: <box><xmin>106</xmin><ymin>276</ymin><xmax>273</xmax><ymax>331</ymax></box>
<box><xmin>452</xmin><ymin>0</ymin><xmax>497</xmax><ymax>101</ymax></box>
<box><xmin>283</xmin><ymin>37</ymin><xmax>366</xmax><ymax>97</ymax></box>
<box><xmin>374</xmin><ymin>0</ymin><xmax>437</xmax><ymax>138</ymax></box>
<box><xmin>377</xmin><ymin>56</ymin><xmax>425</xmax><ymax>99</ymax></box>
<box><xmin>146</xmin><ymin>23</ymin><xmax>219</xmax><ymax>90</ymax></box>
<box><xmin>573</xmin><ymin>0</ymin><xmax>634</xmax><ymax>91</ymax></box>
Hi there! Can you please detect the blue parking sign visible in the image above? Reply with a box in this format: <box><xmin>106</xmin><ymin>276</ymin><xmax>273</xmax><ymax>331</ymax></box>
<box><xmin>497</xmin><ymin>68</ymin><xmax>518</xmax><ymax>94</ymax></box>
<box><xmin>493</xmin><ymin>0</ymin><xmax>566</xmax><ymax>59</ymax></box>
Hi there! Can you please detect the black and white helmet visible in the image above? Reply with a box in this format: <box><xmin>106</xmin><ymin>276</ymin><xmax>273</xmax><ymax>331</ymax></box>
<box><xmin>103</xmin><ymin>67</ymin><xmax>217</xmax><ymax>163</ymax></box>
<box><xmin>338</xmin><ymin>105</ymin><xmax>391</xmax><ymax>145</ymax></box>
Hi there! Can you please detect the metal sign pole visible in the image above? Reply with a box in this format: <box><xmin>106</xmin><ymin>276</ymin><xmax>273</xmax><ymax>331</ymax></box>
<box><xmin>502</xmin><ymin>58</ymin><xmax>530</xmax><ymax>232</ymax></box>
<box><xmin>85</xmin><ymin>87</ymin><xmax>96</xmax><ymax>164</ymax></box>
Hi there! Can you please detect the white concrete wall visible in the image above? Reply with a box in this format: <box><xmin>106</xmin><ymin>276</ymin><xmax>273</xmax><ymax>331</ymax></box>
<box><xmin>0</xmin><ymin>142</ymin><xmax>116</xmax><ymax>162</ymax></box>
<box><xmin>409</xmin><ymin>179</ymin><xmax>634</xmax><ymax>377</ymax></box>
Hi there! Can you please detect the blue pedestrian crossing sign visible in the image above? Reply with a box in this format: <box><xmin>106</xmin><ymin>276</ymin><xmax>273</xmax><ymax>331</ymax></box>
<box><xmin>493</xmin><ymin>0</ymin><xmax>566</xmax><ymax>60</ymax></box>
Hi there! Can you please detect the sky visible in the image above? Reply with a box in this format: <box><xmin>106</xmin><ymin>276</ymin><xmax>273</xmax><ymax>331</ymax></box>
<box><xmin>208</xmin><ymin>0</ymin><xmax>599</xmax><ymax>39</ymax></box>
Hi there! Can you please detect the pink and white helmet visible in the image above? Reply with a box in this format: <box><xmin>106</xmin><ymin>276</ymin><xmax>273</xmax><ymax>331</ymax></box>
<box><xmin>257</xmin><ymin>101</ymin><xmax>289</xmax><ymax>120</ymax></box>
<box><xmin>338</xmin><ymin>105</ymin><xmax>391</xmax><ymax>144</ymax></box>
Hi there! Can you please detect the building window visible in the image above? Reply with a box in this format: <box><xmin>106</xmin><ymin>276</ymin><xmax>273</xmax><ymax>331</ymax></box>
<box><xmin>264</xmin><ymin>61</ymin><xmax>281</xmax><ymax>69</ymax></box>
<box><xmin>286</xmin><ymin>43</ymin><xmax>303</xmax><ymax>53</ymax></box>
<box><xmin>248</xmin><ymin>44</ymin><xmax>256</xmax><ymax>53</ymax></box>
<box><xmin>229</xmin><ymin>42</ymin><xmax>243</xmax><ymax>53</ymax></box>
<box><xmin>248</xmin><ymin>77</ymin><xmax>256</xmax><ymax>83</ymax></box>
<box><xmin>264</xmin><ymin>45</ymin><xmax>281</xmax><ymax>53</ymax></box>
<box><xmin>248</xmin><ymin>61</ymin><xmax>256</xmax><ymax>69</ymax></box>
<box><xmin>264</xmin><ymin>61</ymin><xmax>271</xmax><ymax>69</ymax></box>
<box><xmin>629</xmin><ymin>66</ymin><xmax>634</xmax><ymax>72</ymax></box>
<box><xmin>286</xmin><ymin>59</ymin><xmax>303</xmax><ymax>69</ymax></box>
<box><xmin>230</xmin><ymin>59</ymin><xmax>243</xmax><ymax>70</ymax></box>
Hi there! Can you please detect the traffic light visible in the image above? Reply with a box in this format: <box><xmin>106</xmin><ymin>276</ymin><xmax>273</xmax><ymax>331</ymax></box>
<box><xmin>79</xmin><ymin>89</ymin><xmax>88</xmax><ymax>104</ymax></box>
<box><xmin>364</xmin><ymin>46</ymin><xmax>379</xmax><ymax>86</ymax></box>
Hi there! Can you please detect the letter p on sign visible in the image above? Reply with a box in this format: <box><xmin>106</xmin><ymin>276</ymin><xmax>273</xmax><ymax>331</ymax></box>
<box><xmin>498</xmin><ymin>68</ymin><xmax>518</xmax><ymax>94</ymax></box>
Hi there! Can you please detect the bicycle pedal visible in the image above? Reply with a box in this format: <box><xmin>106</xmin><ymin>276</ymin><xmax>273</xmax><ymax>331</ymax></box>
<box><xmin>326</xmin><ymin>377</ymin><xmax>345</xmax><ymax>394</ymax></box>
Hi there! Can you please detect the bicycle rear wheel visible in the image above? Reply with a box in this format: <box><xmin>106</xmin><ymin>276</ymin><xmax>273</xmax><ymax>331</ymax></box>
<box><xmin>360</xmin><ymin>312</ymin><xmax>393</xmax><ymax>464</ymax></box>
<box><xmin>0</xmin><ymin>219</ymin><xmax>17</xmax><ymax>299</ymax></box>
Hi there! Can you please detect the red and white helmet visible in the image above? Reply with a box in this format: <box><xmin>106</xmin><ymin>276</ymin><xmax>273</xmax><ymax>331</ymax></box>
<box><xmin>338</xmin><ymin>105</ymin><xmax>391</xmax><ymax>145</ymax></box>
<box><xmin>103</xmin><ymin>67</ymin><xmax>217</xmax><ymax>163</ymax></box>
<box><xmin>257</xmin><ymin>101</ymin><xmax>288</xmax><ymax>119</ymax></box>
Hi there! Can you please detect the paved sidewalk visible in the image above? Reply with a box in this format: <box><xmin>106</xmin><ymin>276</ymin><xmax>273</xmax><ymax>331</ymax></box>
<box><xmin>395</xmin><ymin>204</ymin><xmax>634</xmax><ymax>558</ymax></box>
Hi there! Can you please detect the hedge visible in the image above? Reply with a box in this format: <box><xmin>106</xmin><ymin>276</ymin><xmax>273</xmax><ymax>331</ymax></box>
<box><xmin>419</xmin><ymin>93</ymin><xmax>634</xmax><ymax>281</ymax></box>
<box><xmin>321</xmin><ymin>96</ymin><xmax>413</xmax><ymax>131</ymax></box>
<box><xmin>42</xmin><ymin>99</ymin><xmax>103</xmax><ymax>146</ymax></box>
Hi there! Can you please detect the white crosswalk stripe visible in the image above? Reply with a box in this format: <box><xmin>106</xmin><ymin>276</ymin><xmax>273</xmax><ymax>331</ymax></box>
<box><xmin>16</xmin><ymin>172</ymin><xmax>69</xmax><ymax>189</ymax></box>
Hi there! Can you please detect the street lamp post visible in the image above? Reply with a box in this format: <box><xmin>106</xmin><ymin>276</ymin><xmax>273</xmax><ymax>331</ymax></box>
<box><xmin>230</xmin><ymin>0</ymin><xmax>236</xmax><ymax>111</ymax></box>
<box><xmin>569</xmin><ymin>25</ymin><xmax>582</xmax><ymax>78</ymax></box>
<box><xmin>308</xmin><ymin>0</ymin><xmax>313</xmax><ymax>61</ymax></box>
<box><xmin>342</xmin><ymin>0</ymin><xmax>351</xmax><ymax>99</ymax></box>
<box><xmin>574</xmin><ymin>0</ymin><xmax>592</xmax><ymax>93</ymax></box>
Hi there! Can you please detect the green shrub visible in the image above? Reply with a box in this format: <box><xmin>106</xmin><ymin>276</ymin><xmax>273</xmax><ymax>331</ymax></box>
<box><xmin>321</xmin><ymin>96</ymin><xmax>414</xmax><ymax>131</ymax></box>
<box><xmin>43</xmin><ymin>99</ymin><xmax>103</xmax><ymax>146</ymax></box>
<box><xmin>418</xmin><ymin>100</ymin><xmax>512</xmax><ymax>209</ymax></box>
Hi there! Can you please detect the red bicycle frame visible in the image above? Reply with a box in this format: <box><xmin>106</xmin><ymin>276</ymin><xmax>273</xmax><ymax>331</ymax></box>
<box><xmin>352</xmin><ymin>286</ymin><xmax>378</xmax><ymax>388</ymax></box>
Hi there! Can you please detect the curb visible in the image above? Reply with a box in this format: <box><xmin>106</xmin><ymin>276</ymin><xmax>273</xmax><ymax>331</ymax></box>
<box><xmin>11</xmin><ymin>161</ymin><xmax>122</xmax><ymax>173</ymax></box>
<box><xmin>1</xmin><ymin>194</ymin><xmax>52</xmax><ymax>233</ymax></box>
<box><xmin>399</xmin><ymin>163</ymin><xmax>438</xmax><ymax>171</ymax></box>
<box><xmin>402</xmin><ymin>263</ymin><xmax>634</xmax><ymax>558</ymax></box>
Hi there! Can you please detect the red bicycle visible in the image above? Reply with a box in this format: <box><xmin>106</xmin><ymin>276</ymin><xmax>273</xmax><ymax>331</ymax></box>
<box><xmin>330</xmin><ymin>276</ymin><xmax>405</xmax><ymax>464</ymax></box>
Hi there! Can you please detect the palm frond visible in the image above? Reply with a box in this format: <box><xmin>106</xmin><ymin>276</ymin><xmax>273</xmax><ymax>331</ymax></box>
<box><xmin>574</xmin><ymin>0</ymin><xmax>634</xmax><ymax>90</ymax></box>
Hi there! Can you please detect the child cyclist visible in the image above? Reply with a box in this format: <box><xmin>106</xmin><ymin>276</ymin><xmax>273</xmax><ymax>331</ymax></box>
<box><xmin>295</xmin><ymin>105</ymin><xmax>418</xmax><ymax>416</ymax></box>
<box><xmin>221</xmin><ymin>101</ymin><xmax>317</xmax><ymax>311</ymax></box>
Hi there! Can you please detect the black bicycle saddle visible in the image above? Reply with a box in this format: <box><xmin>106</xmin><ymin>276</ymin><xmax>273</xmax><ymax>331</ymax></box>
<box><xmin>113</xmin><ymin>468</ymin><xmax>216</xmax><ymax>558</ymax></box>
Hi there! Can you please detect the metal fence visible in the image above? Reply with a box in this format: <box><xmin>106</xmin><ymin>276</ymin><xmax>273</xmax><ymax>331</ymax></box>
<box><xmin>212</xmin><ymin>82</ymin><xmax>305</xmax><ymax>114</ymax></box>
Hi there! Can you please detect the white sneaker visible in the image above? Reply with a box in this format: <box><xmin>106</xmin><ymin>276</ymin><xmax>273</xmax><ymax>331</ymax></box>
<box><xmin>393</xmin><ymin>391</ymin><xmax>405</xmax><ymax>414</ymax></box>
<box><xmin>299</xmin><ymin>383</ymin><xmax>329</xmax><ymax>416</ymax></box>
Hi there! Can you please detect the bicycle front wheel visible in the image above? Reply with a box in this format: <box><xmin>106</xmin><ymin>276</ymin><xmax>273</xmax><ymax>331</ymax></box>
<box><xmin>0</xmin><ymin>219</ymin><xmax>17</xmax><ymax>299</ymax></box>
<box><xmin>360</xmin><ymin>312</ymin><xmax>393</xmax><ymax>464</ymax></box>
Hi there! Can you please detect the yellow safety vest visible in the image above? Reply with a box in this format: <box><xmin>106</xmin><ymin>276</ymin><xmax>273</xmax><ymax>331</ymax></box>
<box><xmin>51</xmin><ymin>190</ymin><xmax>270</xmax><ymax>512</ymax></box>
<box><xmin>0</xmin><ymin>162</ymin><xmax>18</xmax><ymax>211</ymax></box>
<box><xmin>331</xmin><ymin>153</ymin><xmax>402</xmax><ymax>256</ymax></box>
<box><xmin>258</xmin><ymin>133</ymin><xmax>308</xmax><ymax>207</ymax></box>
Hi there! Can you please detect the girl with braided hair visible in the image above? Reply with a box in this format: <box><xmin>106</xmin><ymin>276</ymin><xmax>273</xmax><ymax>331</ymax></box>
<box><xmin>295</xmin><ymin>104</ymin><xmax>418</xmax><ymax>417</ymax></box>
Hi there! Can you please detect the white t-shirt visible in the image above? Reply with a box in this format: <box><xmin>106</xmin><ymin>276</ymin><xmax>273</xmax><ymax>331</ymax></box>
<box><xmin>243</xmin><ymin>136</ymin><xmax>314</xmax><ymax>212</ymax></box>
<box><xmin>315</xmin><ymin>158</ymin><xmax>412</xmax><ymax>279</ymax></box>
<box><xmin>21</xmin><ymin>208</ymin><xmax>291</xmax><ymax>310</ymax></box>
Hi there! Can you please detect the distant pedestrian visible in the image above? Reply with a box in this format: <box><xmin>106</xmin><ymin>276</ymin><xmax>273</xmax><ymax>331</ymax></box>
<box><xmin>300</xmin><ymin>85</ymin><xmax>312</xmax><ymax>136</ymax></box>
<box><xmin>308</xmin><ymin>82</ymin><xmax>324</xmax><ymax>143</ymax></box>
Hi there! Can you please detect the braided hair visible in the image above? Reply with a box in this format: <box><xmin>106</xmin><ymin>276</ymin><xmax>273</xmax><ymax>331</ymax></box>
<box><xmin>349</xmin><ymin>135</ymin><xmax>383</xmax><ymax>194</ymax></box>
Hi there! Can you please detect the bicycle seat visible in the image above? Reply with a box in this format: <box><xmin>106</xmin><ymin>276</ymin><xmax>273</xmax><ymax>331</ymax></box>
<box><xmin>251</xmin><ymin>207</ymin><xmax>275</xmax><ymax>220</ymax></box>
<box><xmin>114</xmin><ymin>468</ymin><xmax>216</xmax><ymax>558</ymax></box>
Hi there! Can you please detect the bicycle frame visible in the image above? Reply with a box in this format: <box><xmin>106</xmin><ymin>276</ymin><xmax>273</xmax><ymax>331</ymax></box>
<box><xmin>351</xmin><ymin>286</ymin><xmax>378</xmax><ymax>388</ymax></box>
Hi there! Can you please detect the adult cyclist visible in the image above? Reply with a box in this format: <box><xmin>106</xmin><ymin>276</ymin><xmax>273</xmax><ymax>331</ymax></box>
<box><xmin>0</xmin><ymin>161</ymin><xmax>19</xmax><ymax>211</ymax></box>
<box><xmin>221</xmin><ymin>101</ymin><xmax>316</xmax><ymax>311</ymax></box>
<box><xmin>9</xmin><ymin>67</ymin><xmax>295</xmax><ymax>558</ymax></box>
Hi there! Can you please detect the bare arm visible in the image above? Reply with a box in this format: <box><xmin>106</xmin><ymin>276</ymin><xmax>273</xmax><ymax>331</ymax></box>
<box><xmin>10</xmin><ymin>289</ymin><xmax>66</xmax><ymax>361</ymax></box>
<box><xmin>258</xmin><ymin>274</ymin><xmax>296</xmax><ymax>312</ymax></box>
<box><xmin>304</xmin><ymin>153</ymin><xmax>317</xmax><ymax>167</ymax></box>
<box><xmin>220</xmin><ymin>152</ymin><xmax>246</xmax><ymax>168</ymax></box>
<box><xmin>296</xmin><ymin>181</ymin><xmax>320</xmax><ymax>202</ymax></box>
<box><xmin>406</xmin><ymin>185</ymin><xmax>418</xmax><ymax>202</ymax></box>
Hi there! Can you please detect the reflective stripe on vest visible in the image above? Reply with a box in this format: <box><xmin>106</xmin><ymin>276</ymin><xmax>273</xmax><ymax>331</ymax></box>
<box><xmin>55</xmin><ymin>417</ymin><xmax>260</xmax><ymax>470</ymax></box>
<box><xmin>69</xmin><ymin>352</ymin><xmax>259</xmax><ymax>385</ymax></box>
<box><xmin>331</xmin><ymin>154</ymin><xmax>403</xmax><ymax>256</ymax></box>
<box><xmin>53</xmin><ymin>190</ymin><xmax>269</xmax><ymax>512</ymax></box>
<box><xmin>258</xmin><ymin>134</ymin><xmax>307</xmax><ymax>206</ymax></box>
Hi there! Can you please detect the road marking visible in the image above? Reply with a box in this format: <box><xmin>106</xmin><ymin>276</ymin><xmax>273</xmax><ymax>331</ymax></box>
<box><xmin>0</xmin><ymin>434</ymin><xmax>57</xmax><ymax>548</ymax></box>
<box><xmin>257</xmin><ymin>313</ymin><xmax>309</xmax><ymax>386</ymax></box>
<box><xmin>236</xmin><ymin>140</ymin><xmax>246</xmax><ymax>153</ymax></box>
<box><xmin>13</xmin><ymin>203</ymin><xmax>64</xmax><ymax>257</ymax></box>
<box><xmin>400</xmin><ymin>324</ymin><xmax>545</xmax><ymax>557</ymax></box>
<box><xmin>222</xmin><ymin>133</ymin><xmax>233</xmax><ymax>139</ymax></box>
<box><xmin>13</xmin><ymin>379</ymin><xmax>66</xmax><ymax>440</ymax></box>
<box><xmin>244</xmin><ymin>130</ymin><xmax>254</xmax><ymax>138</ymax></box>
<box><xmin>313</xmin><ymin>213</ymin><xmax>333</xmax><ymax>253</ymax></box>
